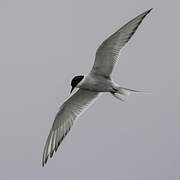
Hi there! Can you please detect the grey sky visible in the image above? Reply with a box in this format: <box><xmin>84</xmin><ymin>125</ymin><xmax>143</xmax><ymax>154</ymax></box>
<box><xmin>0</xmin><ymin>0</ymin><xmax>180</xmax><ymax>179</ymax></box>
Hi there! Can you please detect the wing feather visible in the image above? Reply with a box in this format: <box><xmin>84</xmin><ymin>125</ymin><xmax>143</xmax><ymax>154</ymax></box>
<box><xmin>91</xmin><ymin>9</ymin><xmax>152</xmax><ymax>77</ymax></box>
<box><xmin>42</xmin><ymin>89</ymin><xmax>99</xmax><ymax>166</ymax></box>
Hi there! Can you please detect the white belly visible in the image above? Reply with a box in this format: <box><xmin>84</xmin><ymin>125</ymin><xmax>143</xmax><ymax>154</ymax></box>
<box><xmin>77</xmin><ymin>75</ymin><xmax>114</xmax><ymax>92</ymax></box>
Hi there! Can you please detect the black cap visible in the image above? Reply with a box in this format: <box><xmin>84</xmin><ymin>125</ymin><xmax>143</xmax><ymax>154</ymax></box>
<box><xmin>70</xmin><ymin>75</ymin><xmax>84</xmax><ymax>93</ymax></box>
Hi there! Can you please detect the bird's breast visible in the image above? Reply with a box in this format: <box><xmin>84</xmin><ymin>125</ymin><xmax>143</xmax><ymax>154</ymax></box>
<box><xmin>79</xmin><ymin>76</ymin><xmax>113</xmax><ymax>92</ymax></box>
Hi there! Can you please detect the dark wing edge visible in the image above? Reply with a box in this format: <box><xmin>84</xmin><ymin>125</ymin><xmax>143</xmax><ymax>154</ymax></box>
<box><xmin>97</xmin><ymin>8</ymin><xmax>153</xmax><ymax>53</ymax></box>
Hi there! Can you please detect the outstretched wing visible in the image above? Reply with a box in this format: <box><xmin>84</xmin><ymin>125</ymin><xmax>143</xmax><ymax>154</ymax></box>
<box><xmin>42</xmin><ymin>89</ymin><xmax>99</xmax><ymax>166</ymax></box>
<box><xmin>91</xmin><ymin>9</ymin><xmax>152</xmax><ymax>78</ymax></box>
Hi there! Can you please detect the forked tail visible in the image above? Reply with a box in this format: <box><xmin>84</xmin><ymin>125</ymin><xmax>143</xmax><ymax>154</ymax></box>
<box><xmin>111</xmin><ymin>87</ymin><xmax>150</xmax><ymax>101</ymax></box>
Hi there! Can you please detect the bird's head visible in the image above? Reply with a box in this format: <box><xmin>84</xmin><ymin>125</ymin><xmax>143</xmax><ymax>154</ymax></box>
<box><xmin>70</xmin><ymin>75</ymin><xmax>84</xmax><ymax>94</ymax></box>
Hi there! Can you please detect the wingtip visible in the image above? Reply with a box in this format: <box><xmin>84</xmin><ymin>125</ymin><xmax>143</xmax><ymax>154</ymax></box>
<box><xmin>147</xmin><ymin>8</ymin><xmax>153</xmax><ymax>14</ymax></box>
<box><xmin>140</xmin><ymin>8</ymin><xmax>153</xmax><ymax>19</ymax></box>
<box><xmin>42</xmin><ymin>155</ymin><xmax>49</xmax><ymax>167</ymax></box>
<box><xmin>42</xmin><ymin>160</ymin><xmax>45</xmax><ymax>167</ymax></box>
<box><xmin>50</xmin><ymin>151</ymin><xmax>54</xmax><ymax>158</ymax></box>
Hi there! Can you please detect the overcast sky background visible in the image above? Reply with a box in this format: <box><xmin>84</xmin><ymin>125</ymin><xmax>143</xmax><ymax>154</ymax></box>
<box><xmin>0</xmin><ymin>0</ymin><xmax>180</xmax><ymax>179</ymax></box>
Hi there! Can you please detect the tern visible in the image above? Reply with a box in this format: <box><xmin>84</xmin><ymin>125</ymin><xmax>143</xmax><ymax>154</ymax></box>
<box><xmin>42</xmin><ymin>9</ymin><xmax>152</xmax><ymax>166</ymax></box>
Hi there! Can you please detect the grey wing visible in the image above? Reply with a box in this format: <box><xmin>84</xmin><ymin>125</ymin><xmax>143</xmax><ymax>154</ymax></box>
<box><xmin>91</xmin><ymin>9</ymin><xmax>152</xmax><ymax>77</ymax></box>
<box><xmin>42</xmin><ymin>89</ymin><xmax>99</xmax><ymax>166</ymax></box>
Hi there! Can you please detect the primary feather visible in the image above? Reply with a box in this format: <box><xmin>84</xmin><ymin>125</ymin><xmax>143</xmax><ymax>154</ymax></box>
<box><xmin>42</xmin><ymin>89</ymin><xmax>99</xmax><ymax>166</ymax></box>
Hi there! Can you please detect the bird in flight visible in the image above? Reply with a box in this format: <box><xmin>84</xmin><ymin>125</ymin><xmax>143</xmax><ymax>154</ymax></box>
<box><xmin>42</xmin><ymin>9</ymin><xmax>152</xmax><ymax>166</ymax></box>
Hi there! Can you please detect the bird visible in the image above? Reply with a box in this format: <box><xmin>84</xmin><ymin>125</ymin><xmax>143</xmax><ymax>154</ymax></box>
<box><xmin>42</xmin><ymin>9</ymin><xmax>152</xmax><ymax>166</ymax></box>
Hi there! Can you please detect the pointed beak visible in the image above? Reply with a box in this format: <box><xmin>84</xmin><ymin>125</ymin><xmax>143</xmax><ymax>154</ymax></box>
<box><xmin>70</xmin><ymin>87</ymin><xmax>74</xmax><ymax>94</ymax></box>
